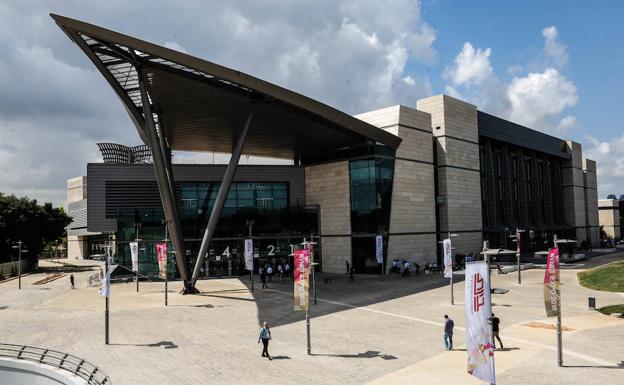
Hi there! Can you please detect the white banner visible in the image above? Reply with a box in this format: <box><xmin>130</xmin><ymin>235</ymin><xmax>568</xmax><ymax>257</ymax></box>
<box><xmin>443</xmin><ymin>238</ymin><xmax>453</xmax><ymax>278</ymax></box>
<box><xmin>244</xmin><ymin>239</ymin><xmax>254</xmax><ymax>271</ymax></box>
<box><xmin>130</xmin><ymin>241</ymin><xmax>139</xmax><ymax>272</ymax></box>
<box><xmin>465</xmin><ymin>261</ymin><xmax>495</xmax><ymax>383</ymax></box>
<box><xmin>100</xmin><ymin>248</ymin><xmax>112</xmax><ymax>298</ymax></box>
<box><xmin>375</xmin><ymin>235</ymin><xmax>383</xmax><ymax>264</ymax></box>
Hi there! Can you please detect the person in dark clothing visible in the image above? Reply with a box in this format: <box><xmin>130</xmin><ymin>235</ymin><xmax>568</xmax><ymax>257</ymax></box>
<box><xmin>348</xmin><ymin>267</ymin><xmax>355</xmax><ymax>282</ymax></box>
<box><xmin>258</xmin><ymin>321</ymin><xmax>272</xmax><ymax>360</ymax></box>
<box><xmin>69</xmin><ymin>274</ymin><xmax>75</xmax><ymax>289</ymax></box>
<box><xmin>491</xmin><ymin>313</ymin><xmax>503</xmax><ymax>349</ymax></box>
<box><xmin>260</xmin><ymin>267</ymin><xmax>268</xmax><ymax>289</ymax></box>
<box><xmin>345</xmin><ymin>260</ymin><xmax>350</xmax><ymax>274</ymax></box>
<box><xmin>414</xmin><ymin>262</ymin><xmax>420</xmax><ymax>276</ymax></box>
<box><xmin>444</xmin><ymin>314</ymin><xmax>454</xmax><ymax>350</ymax></box>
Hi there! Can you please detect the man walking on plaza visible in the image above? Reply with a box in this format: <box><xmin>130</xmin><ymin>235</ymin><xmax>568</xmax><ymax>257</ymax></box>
<box><xmin>444</xmin><ymin>314</ymin><xmax>454</xmax><ymax>350</ymax></box>
<box><xmin>491</xmin><ymin>313</ymin><xmax>504</xmax><ymax>349</ymax></box>
<box><xmin>260</xmin><ymin>267</ymin><xmax>268</xmax><ymax>289</ymax></box>
<box><xmin>345</xmin><ymin>260</ymin><xmax>350</xmax><ymax>274</ymax></box>
<box><xmin>69</xmin><ymin>274</ymin><xmax>75</xmax><ymax>289</ymax></box>
<box><xmin>258</xmin><ymin>321</ymin><xmax>272</xmax><ymax>360</ymax></box>
<box><xmin>348</xmin><ymin>266</ymin><xmax>355</xmax><ymax>282</ymax></box>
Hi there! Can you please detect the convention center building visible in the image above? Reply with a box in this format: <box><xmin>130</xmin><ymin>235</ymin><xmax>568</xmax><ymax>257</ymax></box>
<box><xmin>56</xmin><ymin>14</ymin><xmax>599</xmax><ymax>285</ymax></box>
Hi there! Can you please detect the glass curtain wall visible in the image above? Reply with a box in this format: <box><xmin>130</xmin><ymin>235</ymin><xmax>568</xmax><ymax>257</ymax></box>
<box><xmin>350</xmin><ymin>157</ymin><xmax>394</xmax><ymax>274</ymax></box>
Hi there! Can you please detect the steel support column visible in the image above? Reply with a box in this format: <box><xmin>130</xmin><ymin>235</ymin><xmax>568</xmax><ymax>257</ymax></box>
<box><xmin>138</xmin><ymin>73</ymin><xmax>194</xmax><ymax>292</ymax></box>
<box><xmin>191</xmin><ymin>107</ymin><xmax>255</xmax><ymax>283</ymax></box>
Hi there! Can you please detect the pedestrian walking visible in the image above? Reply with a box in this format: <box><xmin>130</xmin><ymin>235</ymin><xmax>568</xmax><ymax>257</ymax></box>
<box><xmin>402</xmin><ymin>260</ymin><xmax>410</xmax><ymax>276</ymax></box>
<box><xmin>267</xmin><ymin>265</ymin><xmax>273</xmax><ymax>282</ymax></box>
<box><xmin>70</xmin><ymin>274</ymin><xmax>75</xmax><ymax>289</ymax></box>
<box><xmin>277</xmin><ymin>264</ymin><xmax>284</xmax><ymax>282</ymax></box>
<box><xmin>258</xmin><ymin>321</ymin><xmax>272</xmax><ymax>360</ymax></box>
<box><xmin>490</xmin><ymin>313</ymin><xmax>504</xmax><ymax>349</ymax></box>
<box><xmin>345</xmin><ymin>260</ymin><xmax>350</xmax><ymax>274</ymax></box>
<box><xmin>348</xmin><ymin>266</ymin><xmax>355</xmax><ymax>282</ymax></box>
<box><xmin>444</xmin><ymin>315</ymin><xmax>454</xmax><ymax>350</ymax></box>
<box><xmin>260</xmin><ymin>267</ymin><xmax>268</xmax><ymax>288</ymax></box>
<box><xmin>284</xmin><ymin>263</ymin><xmax>291</xmax><ymax>280</ymax></box>
<box><xmin>414</xmin><ymin>262</ymin><xmax>420</xmax><ymax>276</ymax></box>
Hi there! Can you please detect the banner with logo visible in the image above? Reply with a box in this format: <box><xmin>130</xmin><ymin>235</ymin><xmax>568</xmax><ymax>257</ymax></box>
<box><xmin>100</xmin><ymin>245</ymin><xmax>112</xmax><ymax>298</ymax></box>
<box><xmin>443</xmin><ymin>238</ymin><xmax>453</xmax><ymax>278</ymax></box>
<box><xmin>543</xmin><ymin>248</ymin><xmax>560</xmax><ymax>317</ymax></box>
<box><xmin>375</xmin><ymin>235</ymin><xmax>383</xmax><ymax>264</ymax></box>
<box><xmin>130</xmin><ymin>241</ymin><xmax>139</xmax><ymax>272</ymax></box>
<box><xmin>244</xmin><ymin>239</ymin><xmax>253</xmax><ymax>271</ymax></box>
<box><xmin>293</xmin><ymin>249</ymin><xmax>310</xmax><ymax>311</ymax></box>
<box><xmin>465</xmin><ymin>261</ymin><xmax>495</xmax><ymax>383</ymax></box>
<box><xmin>156</xmin><ymin>241</ymin><xmax>168</xmax><ymax>279</ymax></box>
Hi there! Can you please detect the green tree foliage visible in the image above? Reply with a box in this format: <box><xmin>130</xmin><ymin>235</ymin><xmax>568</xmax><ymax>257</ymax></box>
<box><xmin>0</xmin><ymin>193</ymin><xmax>71</xmax><ymax>263</ymax></box>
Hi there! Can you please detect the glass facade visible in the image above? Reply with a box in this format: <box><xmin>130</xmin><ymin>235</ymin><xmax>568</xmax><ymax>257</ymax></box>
<box><xmin>349</xmin><ymin>156</ymin><xmax>394</xmax><ymax>273</ymax></box>
<box><xmin>113</xmin><ymin>182</ymin><xmax>319</xmax><ymax>278</ymax></box>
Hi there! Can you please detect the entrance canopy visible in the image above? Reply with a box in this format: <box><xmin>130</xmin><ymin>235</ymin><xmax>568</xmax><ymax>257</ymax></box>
<box><xmin>51</xmin><ymin>14</ymin><xmax>401</xmax><ymax>162</ymax></box>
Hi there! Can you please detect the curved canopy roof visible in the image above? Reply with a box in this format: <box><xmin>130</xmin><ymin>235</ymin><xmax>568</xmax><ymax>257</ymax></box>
<box><xmin>51</xmin><ymin>14</ymin><xmax>401</xmax><ymax>162</ymax></box>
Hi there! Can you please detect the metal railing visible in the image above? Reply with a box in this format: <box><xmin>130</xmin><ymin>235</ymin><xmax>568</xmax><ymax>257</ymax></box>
<box><xmin>0</xmin><ymin>343</ymin><xmax>111</xmax><ymax>385</ymax></box>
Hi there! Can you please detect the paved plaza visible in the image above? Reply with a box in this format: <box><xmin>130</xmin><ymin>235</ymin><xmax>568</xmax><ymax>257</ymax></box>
<box><xmin>1</xmin><ymin>255</ymin><xmax>624</xmax><ymax>385</ymax></box>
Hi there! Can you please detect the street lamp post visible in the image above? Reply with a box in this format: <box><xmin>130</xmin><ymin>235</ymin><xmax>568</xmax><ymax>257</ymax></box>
<box><xmin>246</xmin><ymin>220</ymin><xmax>254</xmax><ymax>292</ymax></box>
<box><xmin>12</xmin><ymin>241</ymin><xmax>28</xmax><ymax>290</ymax></box>
<box><xmin>509</xmin><ymin>229</ymin><xmax>526</xmax><ymax>285</ymax></box>
<box><xmin>439</xmin><ymin>233</ymin><xmax>458</xmax><ymax>305</ymax></box>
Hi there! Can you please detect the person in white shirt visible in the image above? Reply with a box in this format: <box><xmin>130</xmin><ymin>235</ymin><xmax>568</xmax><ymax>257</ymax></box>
<box><xmin>267</xmin><ymin>265</ymin><xmax>273</xmax><ymax>282</ymax></box>
<box><xmin>402</xmin><ymin>260</ymin><xmax>410</xmax><ymax>276</ymax></box>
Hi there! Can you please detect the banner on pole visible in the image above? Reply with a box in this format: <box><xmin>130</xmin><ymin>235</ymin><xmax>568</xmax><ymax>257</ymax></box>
<box><xmin>293</xmin><ymin>249</ymin><xmax>310</xmax><ymax>311</ymax></box>
<box><xmin>543</xmin><ymin>248</ymin><xmax>561</xmax><ymax>317</ymax></box>
<box><xmin>156</xmin><ymin>241</ymin><xmax>168</xmax><ymax>279</ymax></box>
<box><xmin>375</xmin><ymin>235</ymin><xmax>383</xmax><ymax>264</ymax></box>
<box><xmin>465</xmin><ymin>261</ymin><xmax>495</xmax><ymax>383</ymax></box>
<box><xmin>244</xmin><ymin>239</ymin><xmax>254</xmax><ymax>271</ymax></box>
<box><xmin>443</xmin><ymin>238</ymin><xmax>453</xmax><ymax>278</ymax></box>
<box><xmin>130</xmin><ymin>241</ymin><xmax>139</xmax><ymax>272</ymax></box>
<box><xmin>100</xmin><ymin>245</ymin><xmax>112</xmax><ymax>297</ymax></box>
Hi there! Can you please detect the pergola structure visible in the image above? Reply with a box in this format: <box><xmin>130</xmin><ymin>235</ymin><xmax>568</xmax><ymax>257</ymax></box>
<box><xmin>52</xmin><ymin>14</ymin><xmax>401</xmax><ymax>293</ymax></box>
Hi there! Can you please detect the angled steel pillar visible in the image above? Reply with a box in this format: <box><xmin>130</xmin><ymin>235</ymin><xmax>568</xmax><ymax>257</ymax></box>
<box><xmin>191</xmin><ymin>107</ymin><xmax>255</xmax><ymax>283</ymax></box>
<box><xmin>138</xmin><ymin>72</ymin><xmax>195</xmax><ymax>292</ymax></box>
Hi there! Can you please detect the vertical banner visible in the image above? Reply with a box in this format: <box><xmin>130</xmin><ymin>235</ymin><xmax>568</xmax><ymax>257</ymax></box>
<box><xmin>543</xmin><ymin>248</ymin><xmax>561</xmax><ymax>317</ymax></box>
<box><xmin>293</xmin><ymin>249</ymin><xmax>310</xmax><ymax>311</ymax></box>
<box><xmin>465</xmin><ymin>261</ymin><xmax>495</xmax><ymax>383</ymax></box>
<box><xmin>443</xmin><ymin>238</ymin><xmax>453</xmax><ymax>278</ymax></box>
<box><xmin>244</xmin><ymin>239</ymin><xmax>254</xmax><ymax>271</ymax></box>
<box><xmin>375</xmin><ymin>235</ymin><xmax>383</xmax><ymax>264</ymax></box>
<box><xmin>156</xmin><ymin>241</ymin><xmax>168</xmax><ymax>279</ymax></box>
<box><xmin>130</xmin><ymin>241</ymin><xmax>139</xmax><ymax>272</ymax></box>
<box><xmin>100</xmin><ymin>246</ymin><xmax>111</xmax><ymax>297</ymax></box>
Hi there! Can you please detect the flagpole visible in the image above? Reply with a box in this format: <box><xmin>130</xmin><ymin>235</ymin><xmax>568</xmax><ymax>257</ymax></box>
<box><xmin>554</xmin><ymin>235</ymin><xmax>562</xmax><ymax>367</ymax></box>
<box><xmin>165</xmin><ymin>223</ymin><xmax>169</xmax><ymax>307</ymax></box>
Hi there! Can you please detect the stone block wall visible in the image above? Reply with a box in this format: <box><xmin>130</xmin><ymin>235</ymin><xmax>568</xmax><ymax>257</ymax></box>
<box><xmin>583</xmin><ymin>159</ymin><xmax>600</xmax><ymax>246</ymax></box>
<box><xmin>417</xmin><ymin>95</ymin><xmax>483</xmax><ymax>256</ymax></box>
<box><xmin>562</xmin><ymin>141</ymin><xmax>588</xmax><ymax>242</ymax></box>
<box><xmin>598</xmin><ymin>199</ymin><xmax>620</xmax><ymax>240</ymax></box>
<box><xmin>305</xmin><ymin>161</ymin><xmax>351</xmax><ymax>273</ymax></box>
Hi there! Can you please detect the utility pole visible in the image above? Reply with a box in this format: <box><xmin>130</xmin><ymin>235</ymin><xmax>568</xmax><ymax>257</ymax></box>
<box><xmin>510</xmin><ymin>229</ymin><xmax>525</xmax><ymax>285</ymax></box>
<box><xmin>12</xmin><ymin>241</ymin><xmax>28</xmax><ymax>290</ymax></box>
<box><xmin>246</xmin><ymin>220</ymin><xmax>254</xmax><ymax>292</ymax></box>
<box><xmin>554</xmin><ymin>235</ymin><xmax>562</xmax><ymax>367</ymax></box>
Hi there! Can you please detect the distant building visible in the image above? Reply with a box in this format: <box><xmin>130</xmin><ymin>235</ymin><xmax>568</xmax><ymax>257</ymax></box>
<box><xmin>598</xmin><ymin>197</ymin><xmax>622</xmax><ymax>240</ymax></box>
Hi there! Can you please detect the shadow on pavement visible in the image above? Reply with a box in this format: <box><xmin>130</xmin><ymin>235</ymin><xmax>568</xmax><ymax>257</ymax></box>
<box><xmin>110</xmin><ymin>340</ymin><xmax>178</xmax><ymax>349</ymax></box>
<box><xmin>311</xmin><ymin>350</ymin><xmax>397</xmax><ymax>360</ymax></box>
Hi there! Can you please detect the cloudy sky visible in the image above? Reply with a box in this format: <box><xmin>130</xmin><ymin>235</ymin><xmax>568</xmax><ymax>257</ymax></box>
<box><xmin>0</xmin><ymin>0</ymin><xmax>623</xmax><ymax>207</ymax></box>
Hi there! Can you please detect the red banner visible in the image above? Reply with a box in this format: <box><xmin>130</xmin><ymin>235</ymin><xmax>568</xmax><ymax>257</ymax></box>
<box><xmin>293</xmin><ymin>249</ymin><xmax>310</xmax><ymax>311</ymax></box>
<box><xmin>543</xmin><ymin>248</ymin><xmax>560</xmax><ymax>317</ymax></box>
<box><xmin>156</xmin><ymin>242</ymin><xmax>168</xmax><ymax>279</ymax></box>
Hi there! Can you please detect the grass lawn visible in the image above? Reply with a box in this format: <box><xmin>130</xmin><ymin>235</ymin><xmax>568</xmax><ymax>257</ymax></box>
<box><xmin>577</xmin><ymin>261</ymin><xmax>624</xmax><ymax>292</ymax></box>
<box><xmin>598</xmin><ymin>304</ymin><xmax>624</xmax><ymax>318</ymax></box>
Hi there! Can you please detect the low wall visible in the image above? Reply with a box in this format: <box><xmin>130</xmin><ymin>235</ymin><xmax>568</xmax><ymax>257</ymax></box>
<box><xmin>0</xmin><ymin>260</ymin><xmax>30</xmax><ymax>278</ymax></box>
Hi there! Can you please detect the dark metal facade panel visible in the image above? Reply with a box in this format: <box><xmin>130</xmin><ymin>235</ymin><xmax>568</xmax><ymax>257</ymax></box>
<box><xmin>477</xmin><ymin>111</ymin><xmax>571</xmax><ymax>159</ymax></box>
<box><xmin>87</xmin><ymin>163</ymin><xmax>305</xmax><ymax>233</ymax></box>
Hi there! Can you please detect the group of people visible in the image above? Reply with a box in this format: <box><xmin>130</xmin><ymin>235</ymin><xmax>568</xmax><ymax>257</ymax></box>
<box><xmin>259</xmin><ymin>262</ymin><xmax>291</xmax><ymax>288</ymax></box>
<box><xmin>443</xmin><ymin>313</ymin><xmax>503</xmax><ymax>351</ymax></box>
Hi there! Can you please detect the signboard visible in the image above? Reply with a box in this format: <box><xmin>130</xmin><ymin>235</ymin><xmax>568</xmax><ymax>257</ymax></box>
<box><xmin>375</xmin><ymin>235</ymin><xmax>383</xmax><ymax>264</ymax></box>
<box><xmin>443</xmin><ymin>238</ymin><xmax>453</xmax><ymax>278</ymax></box>
<box><xmin>293</xmin><ymin>249</ymin><xmax>310</xmax><ymax>311</ymax></box>
<box><xmin>543</xmin><ymin>248</ymin><xmax>561</xmax><ymax>317</ymax></box>
<box><xmin>130</xmin><ymin>241</ymin><xmax>139</xmax><ymax>272</ymax></box>
<box><xmin>465</xmin><ymin>261</ymin><xmax>495</xmax><ymax>383</ymax></box>
<box><xmin>156</xmin><ymin>241</ymin><xmax>168</xmax><ymax>279</ymax></box>
<box><xmin>244</xmin><ymin>239</ymin><xmax>254</xmax><ymax>271</ymax></box>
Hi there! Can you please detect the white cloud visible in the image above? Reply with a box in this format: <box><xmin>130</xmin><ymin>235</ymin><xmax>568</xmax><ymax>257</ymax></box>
<box><xmin>542</xmin><ymin>26</ymin><xmax>568</xmax><ymax>68</ymax></box>
<box><xmin>507</xmin><ymin>68</ymin><xmax>578</xmax><ymax>130</ymax></box>
<box><xmin>584</xmin><ymin>135</ymin><xmax>624</xmax><ymax>196</ymax></box>
<box><xmin>443</xmin><ymin>42</ymin><xmax>493</xmax><ymax>87</ymax></box>
<box><xmin>557</xmin><ymin>115</ymin><xmax>577</xmax><ymax>132</ymax></box>
<box><xmin>0</xmin><ymin>0</ymin><xmax>437</xmax><ymax>206</ymax></box>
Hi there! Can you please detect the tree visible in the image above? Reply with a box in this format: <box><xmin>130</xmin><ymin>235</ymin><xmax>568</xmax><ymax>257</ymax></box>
<box><xmin>0</xmin><ymin>193</ymin><xmax>71</xmax><ymax>264</ymax></box>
